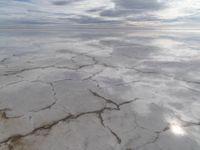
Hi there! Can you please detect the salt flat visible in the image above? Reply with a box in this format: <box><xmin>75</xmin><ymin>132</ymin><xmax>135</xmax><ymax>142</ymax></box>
<box><xmin>0</xmin><ymin>29</ymin><xmax>200</xmax><ymax>150</ymax></box>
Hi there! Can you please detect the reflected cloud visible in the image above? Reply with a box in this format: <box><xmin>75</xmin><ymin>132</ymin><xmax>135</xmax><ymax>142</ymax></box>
<box><xmin>151</xmin><ymin>37</ymin><xmax>200</xmax><ymax>61</ymax></box>
<box><xmin>0</xmin><ymin>27</ymin><xmax>200</xmax><ymax>149</ymax></box>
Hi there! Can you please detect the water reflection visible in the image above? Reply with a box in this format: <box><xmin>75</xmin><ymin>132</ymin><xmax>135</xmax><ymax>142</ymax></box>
<box><xmin>169</xmin><ymin>119</ymin><xmax>186</xmax><ymax>136</ymax></box>
<box><xmin>171</xmin><ymin>124</ymin><xmax>185</xmax><ymax>136</ymax></box>
<box><xmin>0</xmin><ymin>29</ymin><xmax>200</xmax><ymax>149</ymax></box>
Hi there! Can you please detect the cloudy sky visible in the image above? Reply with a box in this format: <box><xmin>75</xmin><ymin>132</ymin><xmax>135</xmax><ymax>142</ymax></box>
<box><xmin>0</xmin><ymin>0</ymin><xmax>200</xmax><ymax>28</ymax></box>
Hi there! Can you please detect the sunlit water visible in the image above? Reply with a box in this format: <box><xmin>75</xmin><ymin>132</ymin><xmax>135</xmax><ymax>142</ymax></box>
<box><xmin>0</xmin><ymin>28</ymin><xmax>200</xmax><ymax>150</ymax></box>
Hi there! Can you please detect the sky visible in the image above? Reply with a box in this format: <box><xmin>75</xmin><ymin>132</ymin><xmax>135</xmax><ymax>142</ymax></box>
<box><xmin>0</xmin><ymin>0</ymin><xmax>200</xmax><ymax>28</ymax></box>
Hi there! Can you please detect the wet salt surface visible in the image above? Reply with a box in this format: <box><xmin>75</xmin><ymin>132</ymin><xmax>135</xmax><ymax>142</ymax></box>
<box><xmin>0</xmin><ymin>29</ymin><xmax>200</xmax><ymax>150</ymax></box>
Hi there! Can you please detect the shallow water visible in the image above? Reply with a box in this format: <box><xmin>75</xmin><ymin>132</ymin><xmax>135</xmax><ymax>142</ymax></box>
<box><xmin>0</xmin><ymin>29</ymin><xmax>200</xmax><ymax>150</ymax></box>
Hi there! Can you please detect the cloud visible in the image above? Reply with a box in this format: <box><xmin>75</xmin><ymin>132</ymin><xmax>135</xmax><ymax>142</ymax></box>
<box><xmin>52</xmin><ymin>0</ymin><xmax>72</xmax><ymax>6</ymax></box>
<box><xmin>114</xmin><ymin>0</ymin><xmax>166</xmax><ymax>10</ymax></box>
<box><xmin>100</xmin><ymin>0</ymin><xmax>167</xmax><ymax>18</ymax></box>
<box><xmin>0</xmin><ymin>0</ymin><xmax>199</xmax><ymax>27</ymax></box>
<box><xmin>67</xmin><ymin>15</ymin><xmax>120</xmax><ymax>24</ymax></box>
<box><xmin>14</xmin><ymin>0</ymin><xmax>32</xmax><ymax>3</ymax></box>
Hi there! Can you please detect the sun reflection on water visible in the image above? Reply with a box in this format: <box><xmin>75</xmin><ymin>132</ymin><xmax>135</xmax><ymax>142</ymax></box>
<box><xmin>170</xmin><ymin>123</ymin><xmax>185</xmax><ymax>136</ymax></box>
<box><xmin>167</xmin><ymin>119</ymin><xmax>186</xmax><ymax>136</ymax></box>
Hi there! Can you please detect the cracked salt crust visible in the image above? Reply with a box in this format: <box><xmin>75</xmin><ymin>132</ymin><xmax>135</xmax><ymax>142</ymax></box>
<box><xmin>0</xmin><ymin>29</ymin><xmax>200</xmax><ymax>150</ymax></box>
